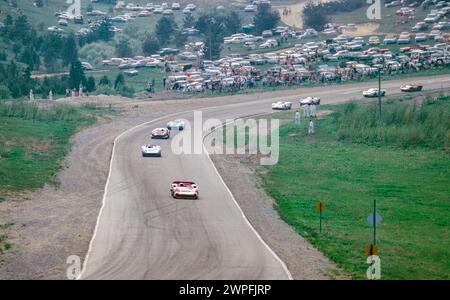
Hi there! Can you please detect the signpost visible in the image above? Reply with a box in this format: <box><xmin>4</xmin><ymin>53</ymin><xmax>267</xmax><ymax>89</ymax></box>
<box><xmin>365</xmin><ymin>199</ymin><xmax>382</xmax><ymax>279</ymax></box>
<box><xmin>316</xmin><ymin>202</ymin><xmax>325</xmax><ymax>233</ymax></box>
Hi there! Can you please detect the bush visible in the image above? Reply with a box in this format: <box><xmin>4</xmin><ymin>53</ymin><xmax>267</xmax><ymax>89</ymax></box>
<box><xmin>0</xmin><ymin>85</ymin><xmax>11</xmax><ymax>100</ymax></box>
<box><xmin>79</xmin><ymin>42</ymin><xmax>115</xmax><ymax>66</ymax></box>
<box><xmin>117</xmin><ymin>85</ymin><xmax>135</xmax><ymax>98</ymax></box>
<box><xmin>333</xmin><ymin>96</ymin><xmax>450</xmax><ymax>152</ymax></box>
<box><xmin>94</xmin><ymin>85</ymin><xmax>116</xmax><ymax>96</ymax></box>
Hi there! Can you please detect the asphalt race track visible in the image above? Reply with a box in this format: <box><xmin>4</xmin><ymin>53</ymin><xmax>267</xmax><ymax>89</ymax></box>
<box><xmin>80</xmin><ymin>76</ymin><xmax>450</xmax><ymax>279</ymax></box>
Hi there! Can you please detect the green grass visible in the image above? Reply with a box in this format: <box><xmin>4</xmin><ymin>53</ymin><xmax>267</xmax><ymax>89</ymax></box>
<box><xmin>330</xmin><ymin>5</ymin><xmax>435</xmax><ymax>35</ymax></box>
<box><xmin>91</xmin><ymin>67</ymin><xmax>167</xmax><ymax>94</ymax></box>
<box><xmin>0</xmin><ymin>101</ymin><xmax>118</xmax><ymax>193</ymax></box>
<box><xmin>254</xmin><ymin>96</ymin><xmax>450</xmax><ymax>279</ymax></box>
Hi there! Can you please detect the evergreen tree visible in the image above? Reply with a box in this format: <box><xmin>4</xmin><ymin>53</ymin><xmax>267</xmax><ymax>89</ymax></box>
<box><xmin>114</xmin><ymin>73</ymin><xmax>125</xmax><ymax>90</ymax></box>
<box><xmin>115</xmin><ymin>39</ymin><xmax>133</xmax><ymax>57</ymax></box>
<box><xmin>142</xmin><ymin>36</ymin><xmax>161</xmax><ymax>55</ymax></box>
<box><xmin>155</xmin><ymin>16</ymin><xmax>177</xmax><ymax>47</ymax></box>
<box><xmin>69</xmin><ymin>60</ymin><xmax>86</xmax><ymax>89</ymax></box>
<box><xmin>86</xmin><ymin>76</ymin><xmax>96</xmax><ymax>92</ymax></box>
<box><xmin>183</xmin><ymin>13</ymin><xmax>196</xmax><ymax>29</ymax></box>
<box><xmin>99</xmin><ymin>75</ymin><xmax>111</xmax><ymax>86</ymax></box>
<box><xmin>63</xmin><ymin>34</ymin><xmax>78</xmax><ymax>67</ymax></box>
<box><xmin>253</xmin><ymin>3</ymin><xmax>280</xmax><ymax>34</ymax></box>
<box><xmin>225</xmin><ymin>11</ymin><xmax>241</xmax><ymax>35</ymax></box>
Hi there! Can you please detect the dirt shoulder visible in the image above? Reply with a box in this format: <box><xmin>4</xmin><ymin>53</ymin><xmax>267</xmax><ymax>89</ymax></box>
<box><xmin>210</xmin><ymin>154</ymin><xmax>348</xmax><ymax>279</ymax></box>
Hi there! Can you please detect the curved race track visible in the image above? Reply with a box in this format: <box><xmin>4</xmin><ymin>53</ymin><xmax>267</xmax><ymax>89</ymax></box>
<box><xmin>80</xmin><ymin>76</ymin><xmax>450</xmax><ymax>279</ymax></box>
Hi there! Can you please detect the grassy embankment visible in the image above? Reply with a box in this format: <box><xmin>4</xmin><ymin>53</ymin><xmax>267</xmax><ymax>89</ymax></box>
<box><xmin>255</xmin><ymin>94</ymin><xmax>450</xmax><ymax>279</ymax></box>
<box><xmin>0</xmin><ymin>101</ymin><xmax>118</xmax><ymax>196</ymax></box>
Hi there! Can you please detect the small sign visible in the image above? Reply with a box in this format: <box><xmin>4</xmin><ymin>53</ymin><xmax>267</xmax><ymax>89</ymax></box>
<box><xmin>365</xmin><ymin>243</ymin><xmax>379</xmax><ymax>258</ymax></box>
<box><xmin>316</xmin><ymin>202</ymin><xmax>325</xmax><ymax>213</ymax></box>
<box><xmin>367</xmin><ymin>212</ymin><xmax>382</xmax><ymax>226</ymax></box>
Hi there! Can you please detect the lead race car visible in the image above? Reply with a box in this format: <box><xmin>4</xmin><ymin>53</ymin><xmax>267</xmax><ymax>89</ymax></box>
<box><xmin>170</xmin><ymin>181</ymin><xmax>199</xmax><ymax>199</ymax></box>
<box><xmin>300</xmin><ymin>96</ymin><xmax>321</xmax><ymax>105</ymax></box>
<box><xmin>166</xmin><ymin>120</ymin><xmax>185</xmax><ymax>130</ymax></box>
<box><xmin>151</xmin><ymin>128</ymin><xmax>170</xmax><ymax>139</ymax></box>
<box><xmin>363</xmin><ymin>88</ymin><xmax>386</xmax><ymax>97</ymax></box>
<box><xmin>400</xmin><ymin>83</ymin><xmax>423</xmax><ymax>92</ymax></box>
<box><xmin>141</xmin><ymin>144</ymin><xmax>161</xmax><ymax>157</ymax></box>
<box><xmin>271</xmin><ymin>101</ymin><xmax>292</xmax><ymax>110</ymax></box>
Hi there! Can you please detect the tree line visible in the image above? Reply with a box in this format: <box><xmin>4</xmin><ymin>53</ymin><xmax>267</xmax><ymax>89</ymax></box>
<box><xmin>303</xmin><ymin>0</ymin><xmax>366</xmax><ymax>31</ymax></box>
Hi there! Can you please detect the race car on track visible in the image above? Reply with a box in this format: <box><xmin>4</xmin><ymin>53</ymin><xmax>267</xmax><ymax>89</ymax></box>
<box><xmin>400</xmin><ymin>83</ymin><xmax>423</xmax><ymax>92</ymax></box>
<box><xmin>363</xmin><ymin>88</ymin><xmax>386</xmax><ymax>97</ymax></box>
<box><xmin>141</xmin><ymin>144</ymin><xmax>162</xmax><ymax>157</ymax></box>
<box><xmin>271</xmin><ymin>101</ymin><xmax>292</xmax><ymax>110</ymax></box>
<box><xmin>170</xmin><ymin>181</ymin><xmax>199</xmax><ymax>199</ymax></box>
<box><xmin>166</xmin><ymin>120</ymin><xmax>185</xmax><ymax>130</ymax></box>
<box><xmin>151</xmin><ymin>128</ymin><xmax>170</xmax><ymax>139</ymax></box>
<box><xmin>300</xmin><ymin>96</ymin><xmax>321</xmax><ymax>105</ymax></box>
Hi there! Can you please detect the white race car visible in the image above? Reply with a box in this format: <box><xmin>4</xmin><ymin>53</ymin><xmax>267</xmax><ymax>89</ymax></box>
<box><xmin>363</xmin><ymin>88</ymin><xmax>386</xmax><ymax>97</ymax></box>
<box><xmin>300</xmin><ymin>96</ymin><xmax>321</xmax><ymax>105</ymax></box>
<box><xmin>166</xmin><ymin>120</ymin><xmax>185</xmax><ymax>130</ymax></box>
<box><xmin>272</xmin><ymin>101</ymin><xmax>292</xmax><ymax>110</ymax></box>
<box><xmin>141</xmin><ymin>144</ymin><xmax>162</xmax><ymax>157</ymax></box>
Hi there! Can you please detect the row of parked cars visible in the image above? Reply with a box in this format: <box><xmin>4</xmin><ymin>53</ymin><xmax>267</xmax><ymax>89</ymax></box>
<box><xmin>114</xmin><ymin>1</ymin><xmax>196</xmax><ymax>15</ymax></box>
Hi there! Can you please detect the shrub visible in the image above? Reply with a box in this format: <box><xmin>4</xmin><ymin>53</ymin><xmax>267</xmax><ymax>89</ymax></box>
<box><xmin>333</xmin><ymin>96</ymin><xmax>450</xmax><ymax>152</ymax></box>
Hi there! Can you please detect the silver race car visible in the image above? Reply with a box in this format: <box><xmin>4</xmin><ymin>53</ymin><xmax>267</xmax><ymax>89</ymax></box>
<box><xmin>166</xmin><ymin>120</ymin><xmax>185</xmax><ymax>130</ymax></box>
<box><xmin>271</xmin><ymin>101</ymin><xmax>292</xmax><ymax>110</ymax></box>
<box><xmin>300</xmin><ymin>96</ymin><xmax>321</xmax><ymax>105</ymax></box>
<box><xmin>141</xmin><ymin>144</ymin><xmax>162</xmax><ymax>157</ymax></box>
<box><xmin>363</xmin><ymin>88</ymin><xmax>386</xmax><ymax>97</ymax></box>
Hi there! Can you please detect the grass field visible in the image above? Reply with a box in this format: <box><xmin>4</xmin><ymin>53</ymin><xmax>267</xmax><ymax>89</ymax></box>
<box><xmin>330</xmin><ymin>5</ymin><xmax>431</xmax><ymax>35</ymax></box>
<box><xmin>0</xmin><ymin>101</ymin><xmax>118</xmax><ymax>193</ymax></box>
<box><xmin>254</xmin><ymin>95</ymin><xmax>450</xmax><ymax>279</ymax></box>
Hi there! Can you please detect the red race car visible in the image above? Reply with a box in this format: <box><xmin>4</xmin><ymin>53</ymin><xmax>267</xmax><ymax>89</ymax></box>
<box><xmin>400</xmin><ymin>83</ymin><xmax>423</xmax><ymax>92</ymax></box>
<box><xmin>151</xmin><ymin>128</ymin><xmax>170</xmax><ymax>139</ymax></box>
<box><xmin>170</xmin><ymin>181</ymin><xmax>199</xmax><ymax>199</ymax></box>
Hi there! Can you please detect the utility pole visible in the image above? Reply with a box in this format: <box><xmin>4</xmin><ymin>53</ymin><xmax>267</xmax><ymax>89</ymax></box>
<box><xmin>373</xmin><ymin>199</ymin><xmax>377</xmax><ymax>246</ymax></box>
<box><xmin>378</xmin><ymin>67</ymin><xmax>382</xmax><ymax>121</ymax></box>
<box><xmin>209</xmin><ymin>34</ymin><xmax>212</xmax><ymax>61</ymax></box>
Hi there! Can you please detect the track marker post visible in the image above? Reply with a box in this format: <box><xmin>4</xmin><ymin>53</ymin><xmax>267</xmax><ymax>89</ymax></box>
<box><xmin>316</xmin><ymin>202</ymin><xmax>325</xmax><ymax>233</ymax></box>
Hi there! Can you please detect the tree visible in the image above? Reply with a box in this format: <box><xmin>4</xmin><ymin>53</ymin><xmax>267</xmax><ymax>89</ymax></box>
<box><xmin>142</xmin><ymin>36</ymin><xmax>161</xmax><ymax>55</ymax></box>
<box><xmin>87</xmin><ymin>3</ymin><xmax>94</xmax><ymax>13</ymax></box>
<box><xmin>303</xmin><ymin>2</ymin><xmax>329</xmax><ymax>31</ymax></box>
<box><xmin>155</xmin><ymin>16</ymin><xmax>177</xmax><ymax>46</ymax></box>
<box><xmin>11</xmin><ymin>15</ymin><xmax>31</xmax><ymax>43</ymax></box>
<box><xmin>35</xmin><ymin>0</ymin><xmax>44</xmax><ymax>7</ymax></box>
<box><xmin>224</xmin><ymin>11</ymin><xmax>241</xmax><ymax>35</ymax></box>
<box><xmin>183</xmin><ymin>13</ymin><xmax>196</xmax><ymax>29</ymax></box>
<box><xmin>97</xmin><ymin>18</ymin><xmax>114</xmax><ymax>41</ymax></box>
<box><xmin>99</xmin><ymin>75</ymin><xmax>111</xmax><ymax>86</ymax></box>
<box><xmin>63</xmin><ymin>34</ymin><xmax>78</xmax><ymax>67</ymax></box>
<box><xmin>253</xmin><ymin>3</ymin><xmax>280</xmax><ymax>34</ymax></box>
<box><xmin>114</xmin><ymin>73</ymin><xmax>125</xmax><ymax>90</ymax></box>
<box><xmin>69</xmin><ymin>60</ymin><xmax>86</xmax><ymax>89</ymax></box>
<box><xmin>202</xmin><ymin>16</ymin><xmax>225</xmax><ymax>60</ymax></box>
<box><xmin>173</xmin><ymin>30</ymin><xmax>187</xmax><ymax>49</ymax></box>
<box><xmin>86</xmin><ymin>76</ymin><xmax>96</xmax><ymax>92</ymax></box>
<box><xmin>19</xmin><ymin>47</ymin><xmax>40</xmax><ymax>70</ymax></box>
<box><xmin>115</xmin><ymin>39</ymin><xmax>133</xmax><ymax>57</ymax></box>
<box><xmin>0</xmin><ymin>84</ymin><xmax>11</xmax><ymax>100</ymax></box>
